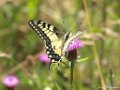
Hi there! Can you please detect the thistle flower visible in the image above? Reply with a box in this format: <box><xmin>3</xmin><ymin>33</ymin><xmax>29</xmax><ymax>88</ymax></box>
<box><xmin>38</xmin><ymin>53</ymin><xmax>50</xmax><ymax>64</ymax></box>
<box><xmin>65</xmin><ymin>38</ymin><xmax>84</xmax><ymax>61</ymax></box>
<box><xmin>2</xmin><ymin>75</ymin><xmax>19</xmax><ymax>90</ymax></box>
<box><xmin>68</xmin><ymin>38</ymin><xmax>84</xmax><ymax>51</ymax></box>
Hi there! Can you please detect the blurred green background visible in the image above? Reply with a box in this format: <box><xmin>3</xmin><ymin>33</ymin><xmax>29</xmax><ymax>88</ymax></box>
<box><xmin>0</xmin><ymin>0</ymin><xmax>120</xmax><ymax>90</ymax></box>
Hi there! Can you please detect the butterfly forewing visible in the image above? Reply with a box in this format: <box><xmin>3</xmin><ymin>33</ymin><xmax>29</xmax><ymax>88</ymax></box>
<box><xmin>28</xmin><ymin>20</ymin><xmax>64</xmax><ymax>63</ymax></box>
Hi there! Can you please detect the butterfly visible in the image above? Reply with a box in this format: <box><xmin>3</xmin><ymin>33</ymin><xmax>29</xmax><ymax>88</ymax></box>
<box><xmin>28</xmin><ymin>20</ymin><xmax>85</xmax><ymax>65</ymax></box>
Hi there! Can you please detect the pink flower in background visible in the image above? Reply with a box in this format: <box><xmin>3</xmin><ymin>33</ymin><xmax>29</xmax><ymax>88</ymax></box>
<box><xmin>68</xmin><ymin>38</ymin><xmax>84</xmax><ymax>51</ymax></box>
<box><xmin>38</xmin><ymin>53</ymin><xmax>50</xmax><ymax>64</ymax></box>
<box><xmin>2</xmin><ymin>75</ymin><xmax>19</xmax><ymax>87</ymax></box>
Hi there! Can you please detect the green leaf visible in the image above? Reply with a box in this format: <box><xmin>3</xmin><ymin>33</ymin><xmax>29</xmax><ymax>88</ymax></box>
<box><xmin>77</xmin><ymin>57</ymin><xmax>89</xmax><ymax>63</ymax></box>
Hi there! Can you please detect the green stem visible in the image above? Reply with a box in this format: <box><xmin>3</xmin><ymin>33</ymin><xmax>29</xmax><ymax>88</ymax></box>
<box><xmin>70</xmin><ymin>61</ymin><xmax>75</xmax><ymax>90</ymax></box>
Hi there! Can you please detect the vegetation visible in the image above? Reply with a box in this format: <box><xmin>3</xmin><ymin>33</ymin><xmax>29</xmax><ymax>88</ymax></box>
<box><xmin>0</xmin><ymin>0</ymin><xmax>120</xmax><ymax>90</ymax></box>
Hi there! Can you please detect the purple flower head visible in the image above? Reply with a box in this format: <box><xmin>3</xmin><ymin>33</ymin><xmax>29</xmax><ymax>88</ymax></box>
<box><xmin>64</xmin><ymin>38</ymin><xmax>84</xmax><ymax>61</ymax></box>
<box><xmin>38</xmin><ymin>53</ymin><xmax>50</xmax><ymax>64</ymax></box>
<box><xmin>68</xmin><ymin>38</ymin><xmax>84</xmax><ymax>51</ymax></box>
<box><xmin>2</xmin><ymin>75</ymin><xmax>19</xmax><ymax>87</ymax></box>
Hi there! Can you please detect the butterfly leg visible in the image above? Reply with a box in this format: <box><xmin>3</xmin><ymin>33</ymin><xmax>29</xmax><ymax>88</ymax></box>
<box><xmin>48</xmin><ymin>62</ymin><xmax>52</xmax><ymax>70</ymax></box>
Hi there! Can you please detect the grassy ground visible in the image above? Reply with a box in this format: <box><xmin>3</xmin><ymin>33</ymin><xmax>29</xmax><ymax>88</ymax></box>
<box><xmin>0</xmin><ymin>0</ymin><xmax>120</xmax><ymax>90</ymax></box>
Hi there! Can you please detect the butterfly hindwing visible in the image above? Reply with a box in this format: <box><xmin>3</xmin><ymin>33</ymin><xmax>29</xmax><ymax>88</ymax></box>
<box><xmin>28</xmin><ymin>20</ymin><xmax>64</xmax><ymax>63</ymax></box>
